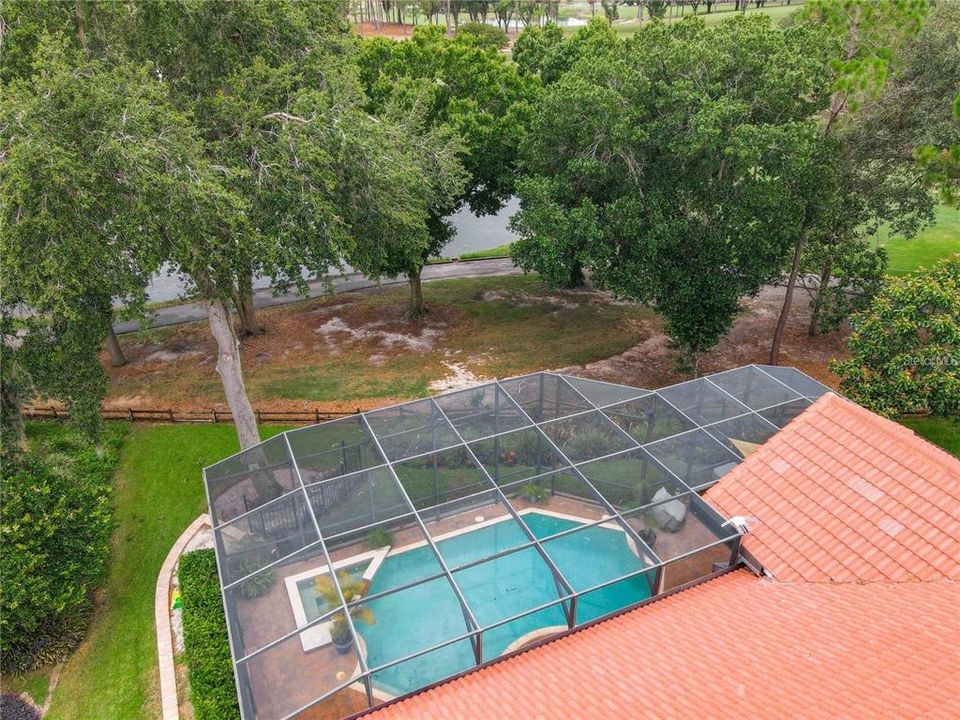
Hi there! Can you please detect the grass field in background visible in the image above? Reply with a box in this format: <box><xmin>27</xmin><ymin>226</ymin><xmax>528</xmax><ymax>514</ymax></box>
<box><xmin>872</xmin><ymin>205</ymin><xmax>960</xmax><ymax>276</ymax></box>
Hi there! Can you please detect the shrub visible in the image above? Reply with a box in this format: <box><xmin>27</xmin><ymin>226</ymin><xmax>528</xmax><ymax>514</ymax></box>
<box><xmin>367</xmin><ymin>527</ymin><xmax>394</xmax><ymax>549</ymax></box>
<box><xmin>455</xmin><ymin>22</ymin><xmax>509</xmax><ymax>50</ymax></box>
<box><xmin>179</xmin><ymin>550</ymin><xmax>240</xmax><ymax>720</ymax></box>
<box><xmin>832</xmin><ymin>256</ymin><xmax>960</xmax><ymax>417</ymax></box>
<box><xmin>0</xmin><ymin>693</ymin><xmax>41</xmax><ymax>720</ymax></box>
<box><xmin>519</xmin><ymin>483</ymin><xmax>549</xmax><ymax>503</ymax></box>
<box><xmin>0</xmin><ymin>424</ymin><xmax>124</xmax><ymax>674</ymax></box>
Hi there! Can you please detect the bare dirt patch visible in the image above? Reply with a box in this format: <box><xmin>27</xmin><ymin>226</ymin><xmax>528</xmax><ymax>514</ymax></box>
<box><xmin>564</xmin><ymin>284</ymin><xmax>847</xmax><ymax>390</ymax></box>
<box><xmin>103</xmin><ymin>277</ymin><xmax>848</xmax><ymax>415</ymax></box>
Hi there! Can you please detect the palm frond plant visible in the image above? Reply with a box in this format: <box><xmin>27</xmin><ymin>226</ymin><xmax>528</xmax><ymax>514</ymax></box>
<box><xmin>315</xmin><ymin>571</ymin><xmax>375</xmax><ymax>654</ymax></box>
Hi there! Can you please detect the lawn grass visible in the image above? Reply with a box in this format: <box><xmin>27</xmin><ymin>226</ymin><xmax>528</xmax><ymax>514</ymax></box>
<box><xmin>42</xmin><ymin>423</ymin><xmax>290</xmax><ymax>720</ymax></box>
<box><xmin>871</xmin><ymin>204</ymin><xmax>960</xmax><ymax>276</ymax></box>
<box><xmin>899</xmin><ymin>416</ymin><xmax>960</xmax><ymax>457</ymax></box>
<box><xmin>3</xmin><ymin>669</ymin><xmax>50</xmax><ymax>706</ymax></box>
<box><xmin>458</xmin><ymin>243</ymin><xmax>513</xmax><ymax>260</ymax></box>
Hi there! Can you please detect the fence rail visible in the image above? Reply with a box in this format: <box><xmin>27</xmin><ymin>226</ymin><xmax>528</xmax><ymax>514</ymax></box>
<box><xmin>22</xmin><ymin>405</ymin><xmax>357</xmax><ymax>425</ymax></box>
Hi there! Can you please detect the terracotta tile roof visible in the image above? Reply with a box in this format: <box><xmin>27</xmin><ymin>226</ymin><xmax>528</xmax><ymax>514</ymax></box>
<box><xmin>369</xmin><ymin>570</ymin><xmax>960</xmax><ymax>720</ymax></box>
<box><xmin>705</xmin><ymin>393</ymin><xmax>960</xmax><ymax>583</ymax></box>
<box><xmin>365</xmin><ymin>394</ymin><xmax>960</xmax><ymax>720</ymax></box>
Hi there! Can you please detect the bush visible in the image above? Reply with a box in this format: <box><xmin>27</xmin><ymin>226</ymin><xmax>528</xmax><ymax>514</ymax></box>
<box><xmin>455</xmin><ymin>22</ymin><xmax>509</xmax><ymax>50</ymax></box>
<box><xmin>367</xmin><ymin>526</ymin><xmax>394</xmax><ymax>549</ymax></box>
<box><xmin>179</xmin><ymin>550</ymin><xmax>240</xmax><ymax>720</ymax></box>
<box><xmin>832</xmin><ymin>256</ymin><xmax>960</xmax><ymax>417</ymax></box>
<box><xmin>0</xmin><ymin>423</ymin><xmax>125</xmax><ymax>674</ymax></box>
<box><xmin>0</xmin><ymin>693</ymin><xmax>41</xmax><ymax>720</ymax></box>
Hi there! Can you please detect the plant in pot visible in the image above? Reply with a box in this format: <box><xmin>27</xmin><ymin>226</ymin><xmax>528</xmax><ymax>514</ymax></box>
<box><xmin>638</xmin><ymin>511</ymin><xmax>660</xmax><ymax>550</ymax></box>
<box><xmin>315</xmin><ymin>571</ymin><xmax>375</xmax><ymax>654</ymax></box>
<box><xmin>519</xmin><ymin>483</ymin><xmax>549</xmax><ymax>504</ymax></box>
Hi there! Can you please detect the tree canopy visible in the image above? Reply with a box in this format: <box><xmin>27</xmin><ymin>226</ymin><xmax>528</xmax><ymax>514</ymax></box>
<box><xmin>832</xmin><ymin>255</ymin><xmax>960</xmax><ymax>418</ymax></box>
<box><xmin>356</xmin><ymin>25</ymin><xmax>536</xmax><ymax>314</ymax></box>
<box><xmin>511</xmin><ymin>15</ymin><xmax>836</xmax><ymax>372</ymax></box>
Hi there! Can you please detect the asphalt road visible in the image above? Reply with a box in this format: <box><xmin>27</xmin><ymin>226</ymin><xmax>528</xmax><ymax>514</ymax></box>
<box><xmin>114</xmin><ymin>257</ymin><xmax>520</xmax><ymax>334</ymax></box>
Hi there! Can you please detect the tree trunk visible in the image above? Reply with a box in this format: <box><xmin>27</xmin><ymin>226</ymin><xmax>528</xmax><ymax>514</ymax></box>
<box><xmin>567</xmin><ymin>261</ymin><xmax>585</xmax><ymax>289</ymax></box>
<box><xmin>770</xmin><ymin>235</ymin><xmax>806</xmax><ymax>365</ymax></box>
<box><xmin>105</xmin><ymin>325</ymin><xmax>128</xmax><ymax>367</ymax></box>
<box><xmin>408</xmin><ymin>268</ymin><xmax>424</xmax><ymax>318</ymax></box>
<box><xmin>808</xmin><ymin>260</ymin><xmax>833</xmax><ymax>337</ymax></box>
<box><xmin>233</xmin><ymin>269</ymin><xmax>263</xmax><ymax>336</ymax></box>
<box><xmin>207</xmin><ymin>299</ymin><xmax>260</xmax><ymax>450</ymax></box>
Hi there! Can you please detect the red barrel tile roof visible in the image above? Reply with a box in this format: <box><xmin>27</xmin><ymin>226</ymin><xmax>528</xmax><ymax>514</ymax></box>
<box><xmin>368</xmin><ymin>570</ymin><xmax>960</xmax><ymax>720</ymax></box>
<box><xmin>705</xmin><ymin>393</ymin><xmax>960</xmax><ymax>583</ymax></box>
<box><xmin>366</xmin><ymin>393</ymin><xmax>960</xmax><ymax>720</ymax></box>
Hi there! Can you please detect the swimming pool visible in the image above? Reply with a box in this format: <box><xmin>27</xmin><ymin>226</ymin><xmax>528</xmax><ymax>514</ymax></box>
<box><xmin>350</xmin><ymin>511</ymin><xmax>653</xmax><ymax>696</ymax></box>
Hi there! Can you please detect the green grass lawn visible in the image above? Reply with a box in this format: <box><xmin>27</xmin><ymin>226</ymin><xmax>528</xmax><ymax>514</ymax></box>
<box><xmin>40</xmin><ymin>423</ymin><xmax>289</xmax><ymax>720</ymax></box>
<box><xmin>899</xmin><ymin>416</ymin><xmax>960</xmax><ymax>457</ymax></box>
<box><xmin>872</xmin><ymin>204</ymin><xmax>960</xmax><ymax>276</ymax></box>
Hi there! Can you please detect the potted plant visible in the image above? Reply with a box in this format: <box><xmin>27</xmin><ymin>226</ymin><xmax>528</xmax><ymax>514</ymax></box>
<box><xmin>519</xmin><ymin>483</ymin><xmax>549</xmax><ymax>504</ymax></box>
<box><xmin>315</xmin><ymin>571</ymin><xmax>375</xmax><ymax>654</ymax></box>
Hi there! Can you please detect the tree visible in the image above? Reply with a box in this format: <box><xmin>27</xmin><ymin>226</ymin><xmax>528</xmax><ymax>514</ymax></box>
<box><xmin>512</xmin><ymin>17</ymin><xmax>836</xmax><ymax>373</ymax></box>
<box><xmin>1</xmin><ymin>40</ymin><xmax>179</xmax><ymax>435</ymax></box>
<box><xmin>516</xmin><ymin>17</ymin><xmax>619</xmax><ymax>85</ymax></box>
<box><xmin>512</xmin><ymin>22</ymin><xmax>564</xmax><ymax>78</ymax></box>
<box><xmin>831</xmin><ymin>256</ymin><xmax>959</xmax><ymax>417</ymax></box>
<box><xmin>127</xmin><ymin>0</ymin><xmax>355</xmax><ymax>337</ymax></box>
<box><xmin>768</xmin><ymin>0</ymin><xmax>931</xmax><ymax>363</ymax></box>
<box><xmin>358</xmin><ymin>25</ymin><xmax>537</xmax><ymax>314</ymax></box>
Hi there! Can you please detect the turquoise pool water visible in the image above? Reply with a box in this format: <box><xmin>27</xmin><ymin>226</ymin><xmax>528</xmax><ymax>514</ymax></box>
<box><xmin>359</xmin><ymin>512</ymin><xmax>653</xmax><ymax>696</ymax></box>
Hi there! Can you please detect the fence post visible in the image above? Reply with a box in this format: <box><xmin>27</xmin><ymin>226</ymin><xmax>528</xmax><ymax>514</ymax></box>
<box><xmin>315</xmin><ymin>409</ymin><xmax>321</xmax><ymax>423</ymax></box>
<box><xmin>256</xmin><ymin>409</ymin><xmax>262</xmax><ymax>423</ymax></box>
<box><xmin>169</xmin><ymin>408</ymin><xmax>175</xmax><ymax>422</ymax></box>
<box><xmin>128</xmin><ymin>408</ymin><xmax>135</xmax><ymax>422</ymax></box>
<box><xmin>212</xmin><ymin>409</ymin><xmax>219</xmax><ymax>423</ymax></box>
<box><xmin>51</xmin><ymin>406</ymin><xmax>58</xmax><ymax>420</ymax></box>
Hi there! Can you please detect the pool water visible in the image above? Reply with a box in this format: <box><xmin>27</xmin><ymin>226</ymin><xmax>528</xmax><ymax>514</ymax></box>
<box><xmin>359</xmin><ymin>512</ymin><xmax>653</xmax><ymax>696</ymax></box>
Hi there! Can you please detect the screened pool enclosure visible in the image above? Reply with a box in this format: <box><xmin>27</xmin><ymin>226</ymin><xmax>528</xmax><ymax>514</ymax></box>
<box><xmin>203</xmin><ymin>365</ymin><xmax>830</xmax><ymax>720</ymax></box>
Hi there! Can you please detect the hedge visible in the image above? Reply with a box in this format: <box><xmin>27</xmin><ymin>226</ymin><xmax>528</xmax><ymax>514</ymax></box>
<box><xmin>179</xmin><ymin>549</ymin><xmax>240</xmax><ymax>720</ymax></box>
<box><xmin>0</xmin><ymin>423</ymin><xmax>125</xmax><ymax>673</ymax></box>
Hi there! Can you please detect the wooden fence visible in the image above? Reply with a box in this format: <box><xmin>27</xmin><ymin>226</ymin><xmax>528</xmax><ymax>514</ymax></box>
<box><xmin>22</xmin><ymin>406</ymin><xmax>357</xmax><ymax>425</ymax></box>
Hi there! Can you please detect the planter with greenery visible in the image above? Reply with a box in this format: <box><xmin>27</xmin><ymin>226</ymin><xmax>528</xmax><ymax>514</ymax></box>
<box><xmin>518</xmin><ymin>483</ymin><xmax>550</xmax><ymax>504</ymax></box>
<box><xmin>179</xmin><ymin>550</ymin><xmax>241</xmax><ymax>720</ymax></box>
<box><xmin>314</xmin><ymin>572</ymin><xmax>375</xmax><ymax>655</ymax></box>
<box><xmin>367</xmin><ymin>527</ymin><xmax>394</xmax><ymax>549</ymax></box>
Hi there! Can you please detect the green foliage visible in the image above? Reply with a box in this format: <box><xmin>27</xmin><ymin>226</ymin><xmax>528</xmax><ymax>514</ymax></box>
<box><xmin>367</xmin><ymin>527</ymin><xmax>394</xmax><ymax>549</ymax></box>
<box><xmin>803</xmin><ymin>0</ymin><xmax>928</xmax><ymax>119</ymax></box>
<box><xmin>513</xmin><ymin>16</ymin><xmax>836</xmax><ymax>370</ymax></box>
<box><xmin>455</xmin><ymin>22</ymin><xmax>509</xmax><ymax>49</ymax></box>
<box><xmin>514</xmin><ymin>18</ymin><xmax>618</xmax><ymax>84</ymax></box>
<box><xmin>0</xmin><ymin>424</ymin><xmax>125</xmax><ymax>673</ymax></box>
<box><xmin>178</xmin><ymin>550</ymin><xmax>240</xmax><ymax>720</ymax></box>
<box><xmin>832</xmin><ymin>256</ymin><xmax>960</xmax><ymax>417</ymax></box>
<box><xmin>359</xmin><ymin>23</ymin><xmax>537</xmax><ymax>222</ymax></box>
<box><xmin>519</xmin><ymin>483</ymin><xmax>549</xmax><ymax>503</ymax></box>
